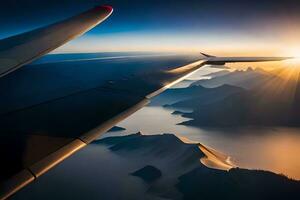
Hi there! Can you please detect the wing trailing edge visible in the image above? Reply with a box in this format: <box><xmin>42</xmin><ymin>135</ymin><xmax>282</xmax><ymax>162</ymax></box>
<box><xmin>200</xmin><ymin>52</ymin><xmax>292</xmax><ymax>65</ymax></box>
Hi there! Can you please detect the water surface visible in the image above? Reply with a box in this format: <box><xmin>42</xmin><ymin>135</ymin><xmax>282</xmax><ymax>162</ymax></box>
<box><xmin>107</xmin><ymin>106</ymin><xmax>300</xmax><ymax>180</ymax></box>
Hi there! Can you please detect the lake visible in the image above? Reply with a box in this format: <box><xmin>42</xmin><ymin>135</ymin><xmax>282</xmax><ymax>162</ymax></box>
<box><xmin>106</xmin><ymin>99</ymin><xmax>300</xmax><ymax>180</ymax></box>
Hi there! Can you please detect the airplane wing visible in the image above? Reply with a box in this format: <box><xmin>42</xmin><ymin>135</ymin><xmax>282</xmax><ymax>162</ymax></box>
<box><xmin>200</xmin><ymin>52</ymin><xmax>291</xmax><ymax>65</ymax></box>
<box><xmin>0</xmin><ymin>5</ymin><xmax>113</xmax><ymax>77</ymax></box>
<box><xmin>0</xmin><ymin>9</ymin><xmax>292</xmax><ymax>199</ymax></box>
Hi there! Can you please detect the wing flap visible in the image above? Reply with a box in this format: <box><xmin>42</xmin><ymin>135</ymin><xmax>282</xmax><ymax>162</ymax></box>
<box><xmin>0</xmin><ymin>170</ymin><xmax>34</xmax><ymax>200</ymax></box>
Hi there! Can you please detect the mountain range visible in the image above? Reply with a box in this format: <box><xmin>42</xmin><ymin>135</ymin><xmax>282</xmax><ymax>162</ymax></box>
<box><xmin>96</xmin><ymin>133</ymin><xmax>300</xmax><ymax>200</ymax></box>
<box><xmin>160</xmin><ymin>67</ymin><xmax>300</xmax><ymax>127</ymax></box>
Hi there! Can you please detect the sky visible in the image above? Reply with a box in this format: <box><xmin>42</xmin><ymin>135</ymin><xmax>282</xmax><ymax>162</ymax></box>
<box><xmin>1</xmin><ymin>0</ymin><xmax>300</xmax><ymax>55</ymax></box>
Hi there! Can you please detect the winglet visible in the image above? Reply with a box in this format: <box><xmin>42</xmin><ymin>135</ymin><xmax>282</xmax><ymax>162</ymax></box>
<box><xmin>200</xmin><ymin>52</ymin><xmax>216</xmax><ymax>58</ymax></box>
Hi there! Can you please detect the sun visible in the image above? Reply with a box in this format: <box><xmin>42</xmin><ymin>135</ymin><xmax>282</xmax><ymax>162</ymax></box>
<box><xmin>280</xmin><ymin>47</ymin><xmax>300</xmax><ymax>67</ymax></box>
<box><xmin>283</xmin><ymin>58</ymin><xmax>300</xmax><ymax>68</ymax></box>
<box><xmin>285</xmin><ymin>47</ymin><xmax>300</xmax><ymax>59</ymax></box>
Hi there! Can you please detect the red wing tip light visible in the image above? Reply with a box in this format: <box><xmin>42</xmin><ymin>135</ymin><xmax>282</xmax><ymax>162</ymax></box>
<box><xmin>95</xmin><ymin>5</ymin><xmax>113</xmax><ymax>13</ymax></box>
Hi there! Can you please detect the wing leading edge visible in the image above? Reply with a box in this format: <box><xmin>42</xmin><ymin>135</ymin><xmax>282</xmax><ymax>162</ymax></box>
<box><xmin>0</xmin><ymin>5</ymin><xmax>113</xmax><ymax>77</ymax></box>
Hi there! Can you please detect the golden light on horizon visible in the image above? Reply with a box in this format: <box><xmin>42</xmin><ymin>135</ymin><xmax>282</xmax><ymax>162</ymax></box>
<box><xmin>285</xmin><ymin>48</ymin><xmax>300</xmax><ymax>58</ymax></box>
<box><xmin>224</xmin><ymin>57</ymin><xmax>300</xmax><ymax>112</ymax></box>
<box><xmin>286</xmin><ymin>57</ymin><xmax>300</xmax><ymax>62</ymax></box>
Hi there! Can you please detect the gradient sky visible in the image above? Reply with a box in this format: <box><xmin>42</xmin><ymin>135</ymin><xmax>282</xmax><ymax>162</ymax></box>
<box><xmin>1</xmin><ymin>0</ymin><xmax>300</xmax><ymax>55</ymax></box>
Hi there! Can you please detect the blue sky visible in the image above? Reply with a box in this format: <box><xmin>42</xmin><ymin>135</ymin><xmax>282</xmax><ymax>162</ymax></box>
<box><xmin>1</xmin><ymin>0</ymin><xmax>300</xmax><ymax>55</ymax></box>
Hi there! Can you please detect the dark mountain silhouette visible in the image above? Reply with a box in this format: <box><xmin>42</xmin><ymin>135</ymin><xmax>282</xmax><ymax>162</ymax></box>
<box><xmin>131</xmin><ymin>165</ymin><xmax>162</xmax><ymax>183</ymax></box>
<box><xmin>177</xmin><ymin>167</ymin><xmax>300</xmax><ymax>200</ymax></box>
<box><xmin>95</xmin><ymin>133</ymin><xmax>300</xmax><ymax>199</ymax></box>
<box><xmin>95</xmin><ymin>132</ymin><xmax>205</xmax><ymax>163</ymax></box>
<box><xmin>168</xmin><ymin>84</ymin><xmax>244</xmax><ymax>109</ymax></box>
<box><xmin>180</xmin><ymin>73</ymin><xmax>300</xmax><ymax>127</ymax></box>
<box><xmin>163</xmin><ymin>66</ymin><xmax>300</xmax><ymax>127</ymax></box>
<box><xmin>180</xmin><ymin>90</ymin><xmax>296</xmax><ymax>127</ymax></box>
<box><xmin>192</xmin><ymin>67</ymin><xmax>277</xmax><ymax>89</ymax></box>
<box><xmin>150</xmin><ymin>84</ymin><xmax>244</xmax><ymax>107</ymax></box>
